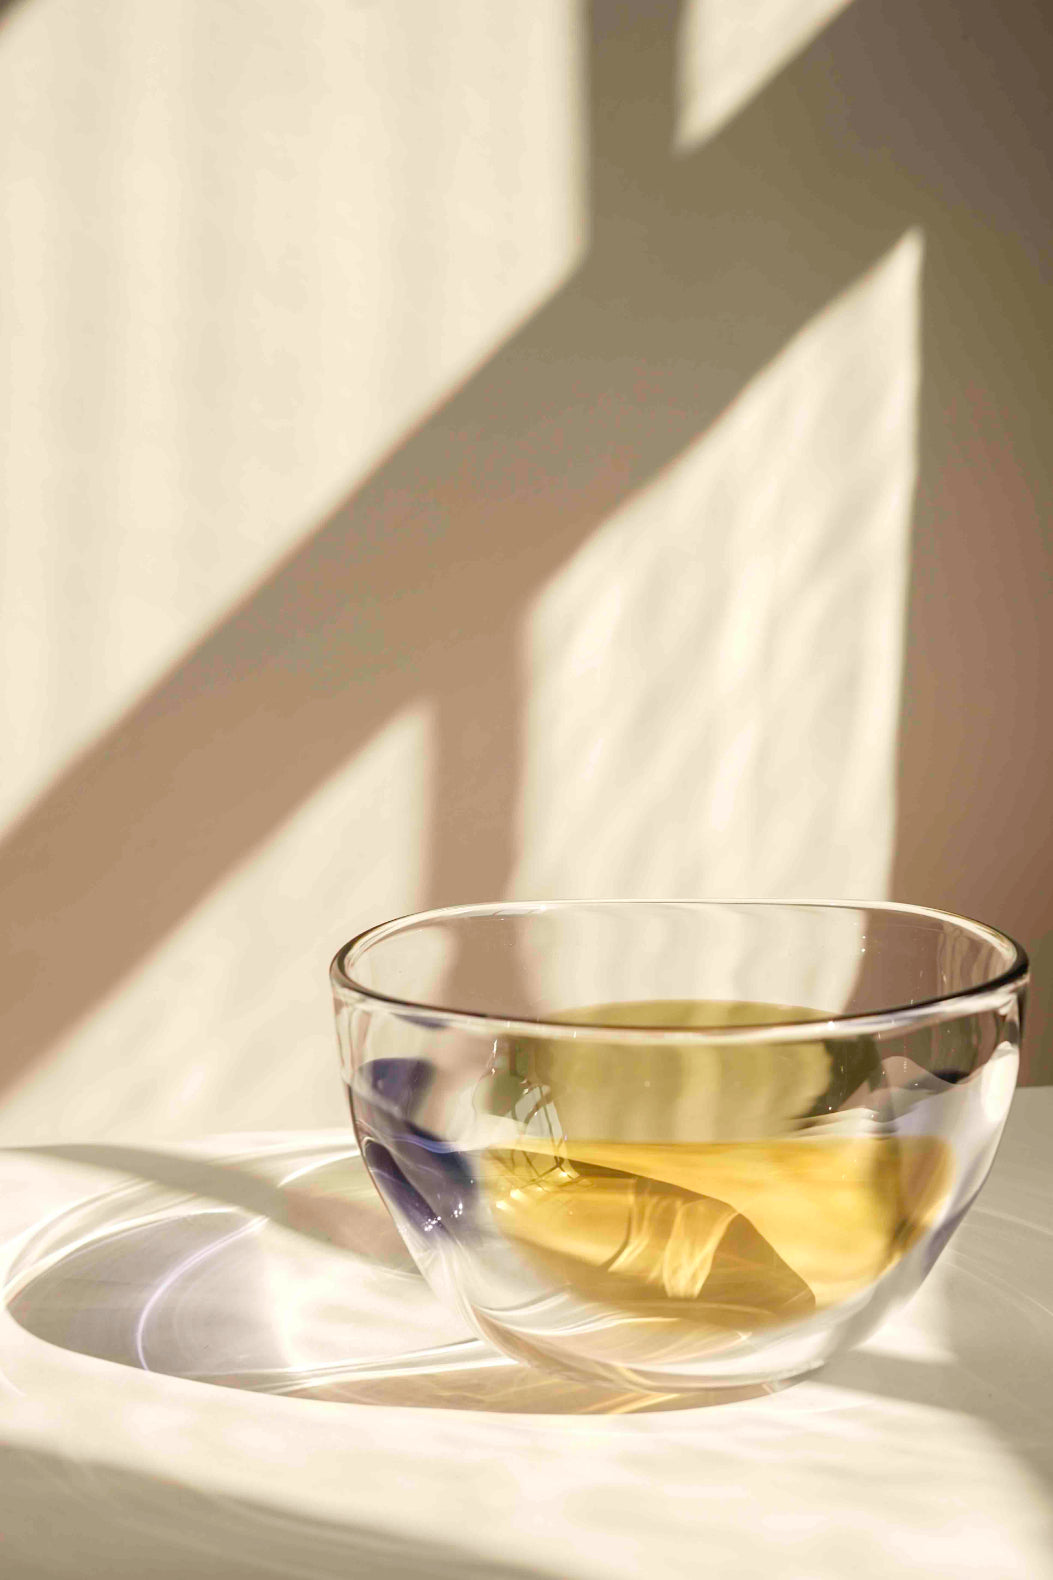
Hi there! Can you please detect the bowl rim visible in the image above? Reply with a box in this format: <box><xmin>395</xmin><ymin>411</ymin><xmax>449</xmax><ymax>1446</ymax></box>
<box><xmin>330</xmin><ymin>899</ymin><xmax>1029</xmax><ymax>1045</ymax></box>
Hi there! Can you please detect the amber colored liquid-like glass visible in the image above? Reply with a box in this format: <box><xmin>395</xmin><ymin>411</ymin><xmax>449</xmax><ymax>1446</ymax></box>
<box><xmin>483</xmin><ymin>1001</ymin><xmax>952</xmax><ymax>1343</ymax></box>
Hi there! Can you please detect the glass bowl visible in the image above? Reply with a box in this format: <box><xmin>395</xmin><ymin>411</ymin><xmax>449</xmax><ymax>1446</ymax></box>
<box><xmin>331</xmin><ymin>901</ymin><xmax>1027</xmax><ymax>1395</ymax></box>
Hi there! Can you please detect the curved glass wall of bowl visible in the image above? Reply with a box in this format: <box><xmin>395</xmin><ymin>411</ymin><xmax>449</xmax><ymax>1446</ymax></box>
<box><xmin>333</xmin><ymin>901</ymin><xmax>1026</xmax><ymax>1395</ymax></box>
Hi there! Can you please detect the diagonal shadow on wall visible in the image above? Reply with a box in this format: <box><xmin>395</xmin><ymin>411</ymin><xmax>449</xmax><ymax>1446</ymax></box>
<box><xmin>1</xmin><ymin>0</ymin><xmax>1050</xmax><ymax>1090</ymax></box>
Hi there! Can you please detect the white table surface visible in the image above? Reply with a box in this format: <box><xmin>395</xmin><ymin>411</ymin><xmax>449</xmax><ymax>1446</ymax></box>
<box><xmin>0</xmin><ymin>1090</ymin><xmax>1050</xmax><ymax>1580</ymax></box>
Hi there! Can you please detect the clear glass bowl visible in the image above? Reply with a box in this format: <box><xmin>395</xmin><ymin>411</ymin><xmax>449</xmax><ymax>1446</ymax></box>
<box><xmin>331</xmin><ymin>901</ymin><xmax>1027</xmax><ymax>1395</ymax></box>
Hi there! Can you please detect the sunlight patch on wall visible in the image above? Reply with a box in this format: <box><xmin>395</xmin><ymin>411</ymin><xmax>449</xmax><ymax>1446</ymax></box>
<box><xmin>512</xmin><ymin>232</ymin><xmax>922</xmax><ymax>1008</ymax></box>
<box><xmin>676</xmin><ymin>0</ymin><xmax>854</xmax><ymax>149</ymax></box>
<box><xmin>0</xmin><ymin>704</ymin><xmax>432</xmax><ymax>1144</ymax></box>
<box><xmin>0</xmin><ymin>0</ymin><xmax>583</xmax><ymax>832</ymax></box>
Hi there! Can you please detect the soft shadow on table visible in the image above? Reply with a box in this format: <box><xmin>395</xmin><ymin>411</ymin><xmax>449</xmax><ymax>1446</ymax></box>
<box><xmin>8</xmin><ymin>1143</ymin><xmax>403</xmax><ymax>1258</ymax></box>
<box><xmin>0</xmin><ymin>1442</ymin><xmax>548</xmax><ymax>1580</ymax></box>
<box><xmin>8</xmin><ymin>1143</ymin><xmax>1053</xmax><ymax>1490</ymax></box>
<box><xmin>5</xmin><ymin>1142</ymin><xmax>733</xmax><ymax>1416</ymax></box>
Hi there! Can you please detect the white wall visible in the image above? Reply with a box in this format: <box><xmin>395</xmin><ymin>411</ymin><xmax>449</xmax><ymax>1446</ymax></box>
<box><xmin>0</xmin><ymin>0</ymin><xmax>1049</xmax><ymax>1142</ymax></box>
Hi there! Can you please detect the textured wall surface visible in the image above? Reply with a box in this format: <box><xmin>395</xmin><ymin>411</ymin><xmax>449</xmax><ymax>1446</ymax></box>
<box><xmin>1</xmin><ymin>0</ymin><xmax>1049</xmax><ymax>1142</ymax></box>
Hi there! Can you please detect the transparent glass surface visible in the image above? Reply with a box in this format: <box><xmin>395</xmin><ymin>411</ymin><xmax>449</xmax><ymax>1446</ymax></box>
<box><xmin>331</xmin><ymin>901</ymin><xmax>1027</xmax><ymax>1394</ymax></box>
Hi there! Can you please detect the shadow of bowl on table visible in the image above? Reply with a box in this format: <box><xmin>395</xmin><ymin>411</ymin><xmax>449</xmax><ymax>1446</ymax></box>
<box><xmin>299</xmin><ymin>1363</ymin><xmax>761</xmax><ymax>1415</ymax></box>
<box><xmin>13</xmin><ymin>1140</ymin><xmax>1051</xmax><ymax>1445</ymax></box>
<box><xmin>5</xmin><ymin>1141</ymin><xmax>764</xmax><ymax>1417</ymax></box>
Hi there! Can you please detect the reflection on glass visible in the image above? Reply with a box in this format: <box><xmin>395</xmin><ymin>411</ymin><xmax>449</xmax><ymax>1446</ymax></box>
<box><xmin>485</xmin><ymin>999</ymin><xmax>951</xmax><ymax>1354</ymax></box>
<box><xmin>335</xmin><ymin>901</ymin><xmax>1025</xmax><ymax>1394</ymax></box>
